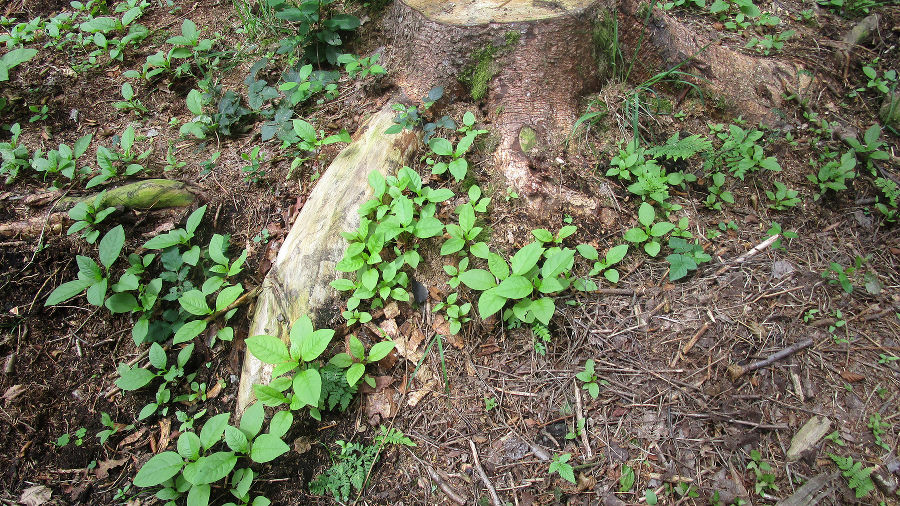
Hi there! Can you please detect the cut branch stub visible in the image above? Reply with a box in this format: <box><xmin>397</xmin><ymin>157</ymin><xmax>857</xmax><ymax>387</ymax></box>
<box><xmin>384</xmin><ymin>0</ymin><xmax>606</xmax><ymax>211</ymax></box>
<box><xmin>235</xmin><ymin>104</ymin><xmax>418</xmax><ymax>413</ymax></box>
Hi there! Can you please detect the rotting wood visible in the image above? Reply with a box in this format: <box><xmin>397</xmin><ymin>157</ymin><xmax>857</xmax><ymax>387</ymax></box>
<box><xmin>235</xmin><ymin>104</ymin><xmax>418</xmax><ymax>413</ymax></box>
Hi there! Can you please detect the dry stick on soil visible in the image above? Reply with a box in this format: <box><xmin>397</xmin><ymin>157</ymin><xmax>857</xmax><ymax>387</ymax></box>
<box><xmin>727</xmin><ymin>337</ymin><xmax>815</xmax><ymax>381</ymax></box>
<box><xmin>573</xmin><ymin>378</ymin><xmax>592</xmax><ymax>459</ymax></box>
<box><xmin>670</xmin><ymin>322</ymin><xmax>711</xmax><ymax>367</ymax></box>
<box><xmin>714</xmin><ymin>234</ymin><xmax>780</xmax><ymax>276</ymax></box>
<box><xmin>469</xmin><ymin>440</ymin><xmax>502</xmax><ymax>506</ymax></box>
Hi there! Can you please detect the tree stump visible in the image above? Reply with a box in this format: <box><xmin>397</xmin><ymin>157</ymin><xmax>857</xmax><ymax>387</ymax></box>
<box><xmin>383</xmin><ymin>0</ymin><xmax>607</xmax><ymax>211</ymax></box>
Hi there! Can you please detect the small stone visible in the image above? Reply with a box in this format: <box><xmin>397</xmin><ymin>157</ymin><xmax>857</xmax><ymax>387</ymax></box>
<box><xmin>147</xmin><ymin>128</ymin><xmax>159</xmax><ymax>138</ymax></box>
<box><xmin>771</xmin><ymin>260</ymin><xmax>795</xmax><ymax>279</ymax></box>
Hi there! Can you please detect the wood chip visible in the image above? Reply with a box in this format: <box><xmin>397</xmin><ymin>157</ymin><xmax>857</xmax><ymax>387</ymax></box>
<box><xmin>840</xmin><ymin>370</ymin><xmax>865</xmax><ymax>383</ymax></box>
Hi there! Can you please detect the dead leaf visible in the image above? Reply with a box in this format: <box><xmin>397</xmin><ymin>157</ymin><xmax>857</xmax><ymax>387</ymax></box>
<box><xmin>2</xmin><ymin>384</ymin><xmax>25</xmax><ymax>404</ymax></box>
<box><xmin>206</xmin><ymin>380</ymin><xmax>223</xmax><ymax>399</ymax></box>
<box><xmin>19</xmin><ymin>485</ymin><xmax>52</xmax><ymax>506</ymax></box>
<box><xmin>118</xmin><ymin>426</ymin><xmax>147</xmax><ymax>449</ymax></box>
<box><xmin>293</xmin><ymin>436</ymin><xmax>313</xmax><ymax>455</ymax></box>
<box><xmin>383</xmin><ymin>302</ymin><xmax>400</xmax><ymax>320</ymax></box>
<box><xmin>378</xmin><ymin>349</ymin><xmax>398</xmax><ymax>370</ymax></box>
<box><xmin>840</xmin><ymin>370</ymin><xmax>865</xmax><ymax>383</ymax></box>
<box><xmin>428</xmin><ymin>285</ymin><xmax>444</xmax><ymax>301</ymax></box>
<box><xmin>366</xmin><ymin>387</ymin><xmax>398</xmax><ymax>424</ymax></box>
<box><xmin>431</xmin><ymin>314</ymin><xmax>452</xmax><ymax>337</ymax></box>
<box><xmin>407</xmin><ymin>379</ymin><xmax>437</xmax><ymax>407</ymax></box>
<box><xmin>158</xmin><ymin>418</ymin><xmax>171</xmax><ymax>451</ymax></box>
<box><xmin>94</xmin><ymin>457</ymin><xmax>128</xmax><ymax>480</ymax></box>
<box><xmin>379</xmin><ymin>318</ymin><xmax>399</xmax><ymax>338</ymax></box>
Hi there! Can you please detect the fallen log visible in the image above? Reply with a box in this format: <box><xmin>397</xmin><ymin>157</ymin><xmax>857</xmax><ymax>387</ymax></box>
<box><xmin>235</xmin><ymin>104</ymin><xmax>418</xmax><ymax>413</ymax></box>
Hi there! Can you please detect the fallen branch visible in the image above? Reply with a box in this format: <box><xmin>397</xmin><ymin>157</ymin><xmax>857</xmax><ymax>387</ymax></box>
<box><xmin>727</xmin><ymin>337</ymin><xmax>815</xmax><ymax>381</ymax></box>
<box><xmin>469</xmin><ymin>440</ymin><xmax>502</xmax><ymax>506</ymax></box>
<box><xmin>203</xmin><ymin>285</ymin><xmax>261</xmax><ymax>322</ymax></box>
<box><xmin>670</xmin><ymin>322</ymin><xmax>711</xmax><ymax>367</ymax></box>
<box><xmin>573</xmin><ymin>378</ymin><xmax>592</xmax><ymax>459</ymax></box>
<box><xmin>715</xmin><ymin>234</ymin><xmax>779</xmax><ymax>276</ymax></box>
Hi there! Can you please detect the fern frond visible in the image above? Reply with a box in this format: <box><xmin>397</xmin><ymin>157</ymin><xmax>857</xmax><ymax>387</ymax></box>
<box><xmin>648</xmin><ymin>133</ymin><xmax>713</xmax><ymax>161</ymax></box>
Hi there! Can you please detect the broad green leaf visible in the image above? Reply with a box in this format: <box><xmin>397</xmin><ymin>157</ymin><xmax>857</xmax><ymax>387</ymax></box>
<box><xmin>45</xmin><ymin>278</ymin><xmax>92</xmax><ymax>306</ymax></box>
<box><xmin>186</xmin><ymin>89</ymin><xmax>204</xmax><ymax>115</ymax></box>
<box><xmin>86</xmin><ymin>278</ymin><xmax>108</xmax><ymax>306</ymax></box>
<box><xmin>98</xmin><ymin>225</ymin><xmax>126</xmax><ymax>269</ymax></box>
<box><xmin>459</xmin><ymin>269</ymin><xmax>496</xmax><ymax>291</ymax></box>
<box><xmin>269</xmin><ymin>411</ymin><xmax>293</xmax><ymax>439</ymax></box>
<box><xmin>510</xmin><ymin>242</ymin><xmax>544</xmax><ymax>275</ymax></box>
<box><xmin>393</xmin><ymin>195</ymin><xmax>414</xmax><ymax>226</ymax></box>
<box><xmin>252</xmin><ymin>385</ymin><xmax>287</xmax><ymax>407</ymax></box>
<box><xmin>293</xmin><ymin>119</ymin><xmax>316</xmax><ymax>143</ymax></box>
<box><xmin>494</xmin><ymin>275</ymin><xmax>533</xmax><ymax>299</ymax></box>
<box><xmin>488</xmin><ymin>253</ymin><xmax>509</xmax><ymax>280</ymax></box>
<box><xmin>605</xmin><ymin>244</ymin><xmax>629</xmax><ymax>264</ymax></box>
<box><xmin>541</xmin><ymin>249</ymin><xmax>575</xmax><ymax>279</ymax></box>
<box><xmin>644</xmin><ymin>241</ymin><xmax>661</xmax><ymax>257</ymax></box>
<box><xmin>440</xmin><ymin>238</ymin><xmax>465</xmax><ymax>255</ymax></box>
<box><xmin>250</xmin><ymin>434</ymin><xmax>289</xmax><ymax>463</ymax></box>
<box><xmin>185</xmin><ymin>205</ymin><xmax>206</xmax><ymax>235</ymax></box>
<box><xmin>623</xmin><ymin>228</ymin><xmax>648</xmax><ymax>243</ymax></box>
<box><xmin>238</xmin><ymin>401</ymin><xmax>264</xmax><ymax>441</ymax></box>
<box><xmin>369</xmin><ymin>170</ymin><xmax>386</xmax><ymax>197</ymax></box>
<box><xmin>477</xmin><ymin>288</ymin><xmax>507</xmax><ymax>319</ymax></box>
<box><xmin>224</xmin><ymin>425</ymin><xmax>250</xmax><ymax>454</ymax></box>
<box><xmin>530</xmin><ymin>297</ymin><xmax>555</xmax><ymax>325</ymax></box>
<box><xmin>458</xmin><ymin>203</ymin><xmax>475</xmax><ymax>232</ymax></box>
<box><xmin>637</xmin><ymin>202</ymin><xmax>656</xmax><ymax>227</ymax></box>
<box><xmin>215</xmin><ymin>284</ymin><xmax>243</xmax><ymax>311</ymax></box>
<box><xmin>532</xmin><ymin>229</ymin><xmax>554</xmax><ymax>243</ymax></box>
<box><xmin>470</xmin><ymin>242</ymin><xmax>490</xmax><ymax>259</ymax></box>
<box><xmin>148</xmin><ymin>342</ymin><xmax>167</xmax><ymax>370</ymax></box>
<box><xmin>346</xmin><ymin>362</ymin><xmax>365</xmax><ymax>386</ymax></box>
<box><xmin>179</xmin><ymin>290</ymin><xmax>212</xmax><ymax>316</ymax></box>
<box><xmin>293</xmin><ymin>368</ymin><xmax>321</xmax><ymax>407</ymax></box>
<box><xmin>368</xmin><ymin>341</ymin><xmax>395</xmax><ymax>362</ymax></box>
<box><xmin>649</xmin><ymin>222</ymin><xmax>675</xmax><ymax>237</ymax></box>
<box><xmin>208</xmin><ymin>234</ymin><xmax>228</xmax><ymax>265</ymax></box>
<box><xmin>177</xmin><ymin>432</ymin><xmax>202</xmax><ymax>460</ymax></box>
<box><xmin>429</xmin><ymin>138</ymin><xmax>453</xmax><ymax>156</ymax></box>
<box><xmin>576</xmin><ymin>243</ymin><xmax>598</xmax><ymax>260</ymax></box>
<box><xmin>414</xmin><ymin>216</ymin><xmax>444</xmax><ymax>238</ymax></box>
<box><xmin>115</xmin><ymin>364</ymin><xmax>156</xmax><ymax>390</ymax></box>
<box><xmin>666</xmin><ymin>253</ymin><xmax>697</xmax><ymax>281</ymax></box>
<box><xmin>448</xmin><ymin>158</ymin><xmax>468</xmax><ymax>181</ymax></box>
<box><xmin>300</xmin><ymin>327</ymin><xmax>334</xmax><ymax>362</ymax></box>
<box><xmin>133</xmin><ymin>452</ymin><xmax>184</xmax><ymax>487</ymax></box>
<box><xmin>187</xmin><ymin>484</ymin><xmax>210</xmax><ymax>506</ymax></box>
<box><xmin>199</xmin><ymin>413</ymin><xmax>231</xmax><ymax>451</ymax></box>
<box><xmin>330</xmin><ymin>278</ymin><xmax>356</xmax><ymax>291</ymax></box>
<box><xmin>246</xmin><ymin>335</ymin><xmax>291</xmax><ymax>365</ymax></box>
<box><xmin>193</xmin><ymin>451</ymin><xmax>237</xmax><ymax>485</ymax></box>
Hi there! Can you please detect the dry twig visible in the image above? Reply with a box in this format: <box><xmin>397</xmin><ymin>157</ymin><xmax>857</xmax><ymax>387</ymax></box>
<box><xmin>469</xmin><ymin>440</ymin><xmax>502</xmax><ymax>506</ymax></box>
<box><xmin>714</xmin><ymin>234</ymin><xmax>779</xmax><ymax>275</ymax></box>
<box><xmin>727</xmin><ymin>338</ymin><xmax>815</xmax><ymax>380</ymax></box>
<box><xmin>573</xmin><ymin>379</ymin><xmax>592</xmax><ymax>459</ymax></box>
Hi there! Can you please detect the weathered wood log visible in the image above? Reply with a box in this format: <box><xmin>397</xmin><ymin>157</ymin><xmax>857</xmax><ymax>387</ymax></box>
<box><xmin>1</xmin><ymin>179</ymin><xmax>198</xmax><ymax>238</ymax></box>
<box><xmin>235</xmin><ymin>105</ymin><xmax>418</xmax><ymax>413</ymax></box>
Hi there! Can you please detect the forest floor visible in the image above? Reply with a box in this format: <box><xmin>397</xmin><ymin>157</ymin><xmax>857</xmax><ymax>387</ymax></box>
<box><xmin>1</xmin><ymin>0</ymin><xmax>899</xmax><ymax>504</ymax></box>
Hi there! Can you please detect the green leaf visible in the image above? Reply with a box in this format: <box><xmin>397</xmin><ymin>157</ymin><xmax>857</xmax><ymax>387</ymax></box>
<box><xmin>133</xmin><ymin>452</ymin><xmax>184</xmax><ymax>487</ymax></box>
<box><xmin>86</xmin><ymin>278</ymin><xmax>108</xmax><ymax>306</ymax></box>
<box><xmin>494</xmin><ymin>275</ymin><xmax>533</xmax><ymax>299</ymax></box>
<box><xmin>252</xmin><ymin>384</ymin><xmax>287</xmax><ymax>407</ymax></box>
<box><xmin>448</xmin><ymin>158</ymin><xmax>468</xmax><ymax>181</ymax></box>
<box><xmin>199</xmin><ymin>413</ymin><xmax>231</xmax><ymax>451</ymax></box>
<box><xmin>530</xmin><ymin>297</ymin><xmax>555</xmax><ymax>325</ymax></box>
<box><xmin>644</xmin><ymin>241</ymin><xmax>661</xmax><ymax>257</ymax></box>
<box><xmin>45</xmin><ymin>278</ymin><xmax>92</xmax><ymax>306</ymax></box>
<box><xmin>293</xmin><ymin>368</ymin><xmax>321</xmax><ymax>407</ymax></box>
<box><xmin>429</xmin><ymin>138</ymin><xmax>453</xmax><ymax>156</ymax></box>
<box><xmin>208</xmin><ymin>234</ymin><xmax>228</xmax><ymax>265</ymax></box>
<box><xmin>510</xmin><ymin>242</ymin><xmax>545</xmax><ymax>275</ymax></box>
<box><xmin>605</xmin><ymin>244</ymin><xmax>629</xmax><ymax>264</ymax></box>
<box><xmin>440</xmin><ymin>238</ymin><xmax>465</xmax><ymax>255</ymax></box>
<box><xmin>458</xmin><ymin>203</ymin><xmax>475</xmax><ymax>232</ymax></box>
<box><xmin>187</xmin><ymin>484</ymin><xmax>210</xmax><ymax>506</ymax></box>
<box><xmin>269</xmin><ymin>411</ymin><xmax>293</xmax><ymax>439</ymax></box>
<box><xmin>115</xmin><ymin>364</ymin><xmax>156</xmax><ymax>390</ymax></box>
<box><xmin>666</xmin><ymin>253</ymin><xmax>697</xmax><ymax>281</ymax></box>
<box><xmin>623</xmin><ymin>228</ymin><xmax>648</xmax><ymax>243</ymax></box>
<box><xmin>576</xmin><ymin>243</ymin><xmax>598</xmax><ymax>260</ymax></box>
<box><xmin>98</xmin><ymin>225</ymin><xmax>126</xmax><ymax>269</ymax></box>
<box><xmin>637</xmin><ymin>202</ymin><xmax>656</xmax><ymax>227</ymax></box>
<box><xmin>250</xmin><ymin>434</ymin><xmax>289</xmax><ymax>463</ymax></box>
<box><xmin>246</xmin><ymin>335</ymin><xmax>291</xmax><ymax>365</ymax></box>
<box><xmin>215</xmin><ymin>284</ymin><xmax>243</xmax><ymax>311</ymax></box>
<box><xmin>105</xmin><ymin>292</ymin><xmax>138</xmax><ymax>314</ymax></box>
<box><xmin>541</xmin><ymin>249</ymin><xmax>575</xmax><ymax>279</ymax></box>
<box><xmin>177</xmin><ymin>432</ymin><xmax>202</xmax><ymax>460</ymax></box>
<box><xmin>185</xmin><ymin>205</ymin><xmax>206</xmax><ymax>235</ymax></box>
<box><xmin>193</xmin><ymin>451</ymin><xmax>237</xmax><ymax>485</ymax></box>
<box><xmin>368</xmin><ymin>341</ymin><xmax>395</xmax><ymax>362</ymax></box>
<box><xmin>179</xmin><ymin>290</ymin><xmax>212</xmax><ymax>316</ymax></box>
<box><xmin>477</xmin><ymin>288</ymin><xmax>507</xmax><ymax>319</ymax></box>
<box><xmin>349</xmin><ymin>336</ymin><xmax>365</xmax><ymax>360</ymax></box>
<box><xmin>346</xmin><ymin>362</ymin><xmax>365</xmax><ymax>386</ymax></box>
<box><xmin>414</xmin><ymin>216</ymin><xmax>444</xmax><ymax>238</ymax></box>
<box><xmin>459</xmin><ymin>269</ymin><xmax>496</xmax><ymax>291</ymax></box>
<box><xmin>649</xmin><ymin>222</ymin><xmax>675</xmax><ymax>237</ymax></box>
<box><xmin>239</xmin><ymin>401</ymin><xmax>265</xmax><ymax>439</ymax></box>
<box><xmin>224</xmin><ymin>425</ymin><xmax>250</xmax><ymax>454</ymax></box>
<box><xmin>488</xmin><ymin>253</ymin><xmax>510</xmax><ymax>280</ymax></box>
<box><xmin>148</xmin><ymin>342</ymin><xmax>167</xmax><ymax>370</ymax></box>
<box><xmin>186</xmin><ymin>89</ymin><xmax>204</xmax><ymax>116</ymax></box>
